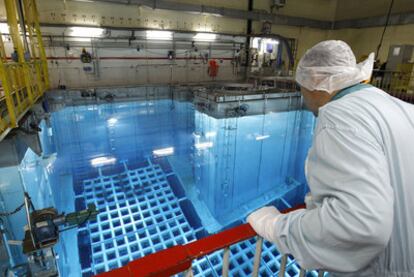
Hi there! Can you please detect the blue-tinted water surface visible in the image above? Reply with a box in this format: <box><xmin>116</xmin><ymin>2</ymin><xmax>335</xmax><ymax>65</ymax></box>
<box><xmin>0</xmin><ymin>98</ymin><xmax>315</xmax><ymax>276</ymax></box>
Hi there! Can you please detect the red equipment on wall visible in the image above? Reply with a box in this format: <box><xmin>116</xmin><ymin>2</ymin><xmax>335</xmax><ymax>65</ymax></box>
<box><xmin>208</xmin><ymin>59</ymin><xmax>219</xmax><ymax>77</ymax></box>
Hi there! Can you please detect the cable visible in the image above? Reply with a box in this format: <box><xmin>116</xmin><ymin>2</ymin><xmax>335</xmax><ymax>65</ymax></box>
<box><xmin>59</xmin><ymin>210</ymin><xmax>93</xmax><ymax>233</ymax></box>
<box><xmin>0</xmin><ymin>202</ymin><xmax>25</xmax><ymax>217</ymax></box>
<box><xmin>375</xmin><ymin>0</ymin><xmax>395</xmax><ymax>60</ymax></box>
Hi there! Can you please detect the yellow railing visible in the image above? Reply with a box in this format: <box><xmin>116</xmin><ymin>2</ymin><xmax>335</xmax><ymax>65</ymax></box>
<box><xmin>0</xmin><ymin>0</ymin><xmax>48</xmax><ymax>140</ymax></box>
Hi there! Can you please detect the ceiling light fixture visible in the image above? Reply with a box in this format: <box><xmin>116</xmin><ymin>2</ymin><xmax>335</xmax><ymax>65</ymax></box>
<box><xmin>69</xmin><ymin>27</ymin><xmax>104</xmax><ymax>37</ymax></box>
<box><xmin>146</xmin><ymin>30</ymin><xmax>173</xmax><ymax>40</ymax></box>
<box><xmin>193</xmin><ymin>33</ymin><xmax>217</xmax><ymax>41</ymax></box>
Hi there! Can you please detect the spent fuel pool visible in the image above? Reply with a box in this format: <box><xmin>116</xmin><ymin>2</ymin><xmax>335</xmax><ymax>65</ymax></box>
<box><xmin>38</xmin><ymin>98</ymin><xmax>316</xmax><ymax>276</ymax></box>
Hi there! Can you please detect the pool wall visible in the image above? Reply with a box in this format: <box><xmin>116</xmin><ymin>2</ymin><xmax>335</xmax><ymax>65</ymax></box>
<box><xmin>0</xmin><ymin>86</ymin><xmax>315</xmax><ymax>276</ymax></box>
<box><xmin>193</xmin><ymin>109</ymin><xmax>315</xmax><ymax>226</ymax></box>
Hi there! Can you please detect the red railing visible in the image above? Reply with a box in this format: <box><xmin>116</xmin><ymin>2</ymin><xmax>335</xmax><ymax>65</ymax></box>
<box><xmin>98</xmin><ymin>204</ymin><xmax>306</xmax><ymax>277</ymax></box>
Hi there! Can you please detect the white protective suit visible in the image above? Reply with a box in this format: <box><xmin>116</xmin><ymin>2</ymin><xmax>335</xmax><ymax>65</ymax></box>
<box><xmin>273</xmin><ymin>85</ymin><xmax>414</xmax><ymax>276</ymax></box>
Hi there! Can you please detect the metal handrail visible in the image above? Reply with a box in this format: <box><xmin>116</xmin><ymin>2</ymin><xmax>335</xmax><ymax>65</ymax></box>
<box><xmin>97</xmin><ymin>204</ymin><xmax>325</xmax><ymax>277</ymax></box>
<box><xmin>0</xmin><ymin>0</ymin><xmax>49</xmax><ymax>141</ymax></box>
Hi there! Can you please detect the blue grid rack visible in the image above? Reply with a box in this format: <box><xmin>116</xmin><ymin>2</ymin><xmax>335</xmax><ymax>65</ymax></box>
<box><xmin>74</xmin><ymin>158</ymin><xmax>324</xmax><ymax>277</ymax></box>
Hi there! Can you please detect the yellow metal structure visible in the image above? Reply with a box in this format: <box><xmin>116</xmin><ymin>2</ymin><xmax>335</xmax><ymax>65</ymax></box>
<box><xmin>0</xmin><ymin>0</ymin><xmax>49</xmax><ymax>141</ymax></box>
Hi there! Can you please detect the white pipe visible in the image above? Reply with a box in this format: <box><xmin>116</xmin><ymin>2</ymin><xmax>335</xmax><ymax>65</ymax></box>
<box><xmin>252</xmin><ymin>236</ymin><xmax>263</xmax><ymax>277</ymax></box>
<box><xmin>222</xmin><ymin>247</ymin><xmax>230</xmax><ymax>277</ymax></box>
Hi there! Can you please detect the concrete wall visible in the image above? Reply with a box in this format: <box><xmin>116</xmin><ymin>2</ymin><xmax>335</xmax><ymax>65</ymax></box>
<box><xmin>269</xmin><ymin>25</ymin><xmax>330</xmax><ymax>64</ymax></box>
<box><xmin>254</xmin><ymin>0</ymin><xmax>338</xmax><ymax>21</ymax></box>
<box><xmin>334</xmin><ymin>0</ymin><xmax>414</xmax><ymax>21</ymax></box>
<box><xmin>41</xmin><ymin>24</ymin><xmax>413</xmax><ymax>89</ymax></box>
<box><xmin>330</xmin><ymin>24</ymin><xmax>414</xmax><ymax>63</ymax></box>
<box><xmin>1</xmin><ymin>0</ymin><xmax>411</xmax><ymax>88</ymax></box>
<box><xmin>23</xmin><ymin>0</ymin><xmax>247</xmax><ymax>34</ymax></box>
<box><xmin>46</xmin><ymin>46</ymin><xmax>244</xmax><ymax>89</ymax></box>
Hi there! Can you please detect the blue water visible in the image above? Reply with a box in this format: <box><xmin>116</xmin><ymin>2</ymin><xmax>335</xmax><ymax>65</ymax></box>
<box><xmin>0</xmin><ymin>98</ymin><xmax>316</xmax><ymax>276</ymax></box>
<box><xmin>193</xmin><ymin>108</ymin><xmax>314</xmax><ymax>228</ymax></box>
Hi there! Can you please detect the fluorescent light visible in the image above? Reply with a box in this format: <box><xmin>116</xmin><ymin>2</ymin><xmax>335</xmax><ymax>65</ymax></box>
<box><xmin>146</xmin><ymin>30</ymin><xmax>172</xmax><ymax>40</ymax></box>
<box><xmin>193</xmin><ymin>33</ymin><xmax>217</xmax><ymax>41</ymax></box>
<box><xmin>91</xmin><ymin>156</ymin><xmax>116</xmax><ymax>167</ymax></box>
<box><xmin>69</xmin><ymin>27</ymin><xmax>104</xmax><ymax>37</ymax></box>
<box><xmin>107</xmin><ymin>118</ymin><xmax>118</xmax><ymax>126</ymax></box>
<box><xmin>74</xmin><ymin>37</ymin><xmax>92</xmax><ymax>42</ymax></box>
<box><xmin>153</xmin><ymin>147</ymin><xmax>174</xmax><ymax>157</ymax></box>
<box><xmin>0</xmin><ymin>23</ymin><xmax>8</xmax><ymax>34</ymax></box>
<box><xmin>205</xmin><ymin>131</ymin><xmax>216</xmax><ymax>138</ymax></box>
<box><xmin>255</xmin><ymin>135</ymin><xmax>270</xmax><ymax>141</ymax></box>
<box><xmin>252</xmin><ymin>38</ymin><xmax>260</xmax><ymax>49</ymax></box>
<box><xmin>195</xmin><ymin>142</ymin><xmax>213</xmax><ymax>150</ymax></box>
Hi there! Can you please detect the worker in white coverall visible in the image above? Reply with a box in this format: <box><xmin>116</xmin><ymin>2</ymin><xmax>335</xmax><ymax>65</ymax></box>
<box><xmin>247</xmin><ymin>40</ymin><xmax>414</xmax><ymax>277</ymax></box>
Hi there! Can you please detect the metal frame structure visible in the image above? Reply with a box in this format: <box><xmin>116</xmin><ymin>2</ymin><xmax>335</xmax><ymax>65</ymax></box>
<box><xmin>0</xmin><ymin>0</ymin><xmax>49</xmax><ymax>141</ymax></box>
<box><xmin>96</xmin><ymin>204</ymin><xmax>328</xmax><ymax>277</ymax></box>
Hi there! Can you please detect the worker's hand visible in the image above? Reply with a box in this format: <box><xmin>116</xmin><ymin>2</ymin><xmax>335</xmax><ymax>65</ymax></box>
<box><xmin>247</xmin><ymin>206</ymin><xmax>281</xmax><ymax>242</ymax></box>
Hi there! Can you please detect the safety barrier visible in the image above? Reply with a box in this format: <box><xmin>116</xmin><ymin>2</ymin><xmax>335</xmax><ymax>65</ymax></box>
<box><xmin>0</xmin><ymin>0</ymin><xmax>49</xmax><ymax>140</ymax></box>
<box><xmin>372</xmin><ymin>69</ymin><xmax>414</xmax><ymax>104</ymax></box>
<box><xmin>97</xmin><ymin>203</ymin><xmax>327</xmax><ymax>277</ymax></box>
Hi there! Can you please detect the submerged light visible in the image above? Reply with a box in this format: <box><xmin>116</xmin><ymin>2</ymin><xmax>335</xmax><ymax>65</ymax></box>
<box><xmin>107</xmin><ymin>117</ymin><xmax>118</xmax><ymax>126</ymax></box>
<box><xmin>195</xmin><ymin>142</ymin><xmax>213</xmax><ymax>150</ymax></box>
<box><xmin>205</xmin><ymin>131</ymin><xmax>217</xmax><ymax>138</ymax></box>
<box><xmin>91</xmin><ymin>156</ymin><xmax>117</xmax><ymax>167</ymax></box>
<box><xmin>255</xmin><ymin>135</ymin><xmax>270</xmax><ymax>141</ymax></box>
<box><xmin>153</xmin><ymin>147</ymin><xmax>174</xmax><ymax>157</ymax></box>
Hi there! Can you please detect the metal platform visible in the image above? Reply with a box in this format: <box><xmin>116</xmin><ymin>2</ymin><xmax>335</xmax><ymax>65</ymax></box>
<box><xmin>202</xmin><ymin>238</ymin><xmax>322</xmax><ymax>277</ymax></box>
<box><xmin>75</xmin><ymin>159</ymin><xmax>206</xmax><ymax>276</ymax></box>
<box><xmin>193</xmin><ymin>86</ymin><xmax>302</xmax><ymax>119</ymax></box>
<box><xmin>74</xmin><ymin>158</ymin><xmax>320</xmax><ymax>277</ymax></box>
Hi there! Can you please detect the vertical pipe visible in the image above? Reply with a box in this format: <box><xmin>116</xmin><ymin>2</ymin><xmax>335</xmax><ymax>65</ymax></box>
<box><xmin>30</xmin><ymin>0</ymin><xmax>49</xmax><ymax>89</ymax></box>
<box><xmin>23</xmin><ymin>0</ymin><xmax>37</xmax><ymax>59</ymax></box>
<box><xmin>318</xmin><ymin>270</ymin><xmax>325</xmax><ymax>277</ymax></box>
<box><xmin>23</xmin><ymin>0</ymin><xmax>43</xmax><ymax>96</ymax></box>
<box><xmin>184</xmin><ymin>268</ymin><xmax>194</xmax><ymax>277</ymax></box>
<box><xmin>252</xmin><ymin>237</ymin><xmax>263</xmax><ymax>277</ymax></box>
<box><xmin>17</xmin><ymin>0</ymin><xmax>30</xmax><ymax>52</ymax></box>
<box><xmin>375</xmin><ymin>0</ymin><xmax>395</xmax><ymax>60</ymax></box>
<box><xmin>0</xmin><ymin>32</ymin><xmax>17</xmax><ymax>128</ymax></box>
<box><xmin>0</xmin><ymin>62</ymin><xmax>17</xmax><ymax>127</ymax></box>
<box><xmin>5</xmin><ymin>0</ymin><xmax>34</xmax><ymax>104</ymax></box>
<box><xmin>299</xmin><ymin>268</ymin><xmax>306</xmax><ymax>277</ymax></box>
<box><xmin>0</xmin><ymin>32</ymin><xmax>7</xmax><ymax>61</ymax></box>
<box><xmin>222</xmin><ymin>247</ymin><xmax>230</xmax><ymax>277</ymax></box>
<box><xmin>0</xmin><ymin>220</ymin><xmax>15</xmax><ymax>268</ymax></box>
<box><xmin>24</xmin><ymin>193</ymin><xmax>36</xmax><ymax>249</ymax></box>
<box><xmin>5</xmin><ymin>0</ymin><xmax>25</xmax><ymax>63</ymax></box>
<box><xmin>244</xmin><ymin>0</ymin><xmax>253</xmax><ymax>78</ymax></box>
<box><xmin>278</xmin><ymin>254</ymin><xmax>288</xmax><ymax>277</ymax></box>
